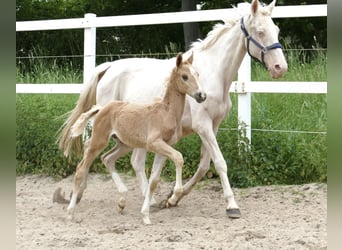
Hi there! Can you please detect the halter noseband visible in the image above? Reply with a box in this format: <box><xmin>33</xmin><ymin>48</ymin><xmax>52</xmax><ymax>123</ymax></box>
<box><xmin>240</xmin><ymin>17</ymin><xmax>282</xmax><ymax>70</ymax></box>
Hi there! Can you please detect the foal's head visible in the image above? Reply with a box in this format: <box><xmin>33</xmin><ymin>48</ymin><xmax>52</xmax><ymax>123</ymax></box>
<box><xmin>174</xmin><ymin>52</ymin><xmax>206</xmax><ymax>103</ymax></box>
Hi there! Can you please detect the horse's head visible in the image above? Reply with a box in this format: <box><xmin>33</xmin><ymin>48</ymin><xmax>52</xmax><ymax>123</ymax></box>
<box><xmin>175</xmin><ymin>52</ymin><xmax>206</xmax><ymax>103</ymax></box>
<box><xmin>242</xmin><ymin>0</ymin><xmax>287</xmax><ymax>78</ymax></box>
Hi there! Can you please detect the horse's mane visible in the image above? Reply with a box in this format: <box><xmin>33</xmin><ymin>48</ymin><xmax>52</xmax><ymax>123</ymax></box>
<box><xmin>190</xmin><ymin>21</ymin><xmax>236</xmax><ymax>51</ymax></box>
<box><xmin>190</xmin><ymin>4</ymin><xmax>247</xmax><ymax>51</ymax></box>
<box><xmin>190</xmin><ymin>2</ymin><xmax>269</xmax><ymax>51</ymax></box>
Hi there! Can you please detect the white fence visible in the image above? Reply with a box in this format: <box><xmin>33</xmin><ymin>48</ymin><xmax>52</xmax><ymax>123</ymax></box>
<box><xmin>16</xmin><ymin>4</ymin><xmax>327</xmax><ymax>143</ymax></box>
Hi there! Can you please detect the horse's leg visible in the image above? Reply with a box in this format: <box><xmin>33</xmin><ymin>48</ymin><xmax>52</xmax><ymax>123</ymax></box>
<box><xmin>101</xmin><ymin>141</ymin><xmax>132</xmax><ymax>214</ymax></box>
<box><xmin>68</xmin><ymin>137</ymin><xmax>108</xmax><ymax>220</ymax></box>
<box><xmin>140</xmin><ymin>153</ymin><xmax>165</xmax><ymax>224</ymax></box>
<box><xmin>196</xmin><ymin>121</ymin><xmax>240</xmax><ymax>218</ymax></box>
<box><xmin>166</xmin><ymin>117</ymin><xmax>240</xmax><ymax>218</ymax></box>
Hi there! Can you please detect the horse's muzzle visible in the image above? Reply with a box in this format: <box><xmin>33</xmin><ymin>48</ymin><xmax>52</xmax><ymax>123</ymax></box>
<box><xmin>194</xmin><ymin>91</ymin><xmax>207</xmax><ymax>103</ymax></box>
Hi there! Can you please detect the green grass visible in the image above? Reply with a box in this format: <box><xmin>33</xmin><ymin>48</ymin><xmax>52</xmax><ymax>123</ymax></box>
<box><xmin>16</xmin><ymin>48</ymin><xmax>327</xmax><ymax>187</ymax></box>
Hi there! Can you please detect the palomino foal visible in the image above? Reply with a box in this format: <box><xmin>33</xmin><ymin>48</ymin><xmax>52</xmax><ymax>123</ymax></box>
<box><xmin>66</xmin><ymin>53</ymin><xmax>206</xmax><ymax>224</ymax></box>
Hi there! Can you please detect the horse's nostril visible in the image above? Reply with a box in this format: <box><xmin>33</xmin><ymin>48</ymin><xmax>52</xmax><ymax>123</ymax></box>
<box><xmin>274</xmin><ymin>64</ymin><xmax>281</xmax><ymax>71</ymax></box>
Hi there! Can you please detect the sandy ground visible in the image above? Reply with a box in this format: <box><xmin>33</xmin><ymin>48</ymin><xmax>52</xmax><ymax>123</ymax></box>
<box><xmin>16</xmin><ymin>173</ymin><xmax>326</xmax><ymax>250</ymax></box>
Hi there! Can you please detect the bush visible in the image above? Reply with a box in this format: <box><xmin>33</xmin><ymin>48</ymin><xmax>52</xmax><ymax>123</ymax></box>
<box><xmin>15</xmin><ymin>92</ymin><xmax>327</xmax><ymax>185</ymax></box>
<box><xmin>16</xmin><ymin>94</ymin><xmax>78</xmax><ymax>178</ymax></box>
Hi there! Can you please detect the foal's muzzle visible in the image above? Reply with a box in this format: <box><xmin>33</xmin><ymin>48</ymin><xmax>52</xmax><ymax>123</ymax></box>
<box><xmin>194</xmin><ymin>91</ymin><xmax>207</xmax><ymax>103</ymax></box>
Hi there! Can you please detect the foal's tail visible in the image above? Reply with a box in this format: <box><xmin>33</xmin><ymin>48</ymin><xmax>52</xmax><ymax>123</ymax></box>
<box><xmin>71</xmin><ymin>106</ymin><xmax>101</xmax><ymax>138</ymax></box>
<box><xmin>56</xmin><ymin>63</ymin><xmax>111</xmax><ymax>158</ymax></box>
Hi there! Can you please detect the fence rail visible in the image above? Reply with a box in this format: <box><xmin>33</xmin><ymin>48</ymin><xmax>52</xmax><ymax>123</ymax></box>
<box><xmin>16</xmin><ymin>81</ymin><xmax>327</xmax><ymax>95</ymax></box>
<box><xmin>16</xmin><ymin>4</ymin><xmax>327</xmax><ymax>31</ymax></box>
<box><xmin>16</xmin><ymin>4</ymin><xmax>327</xmax><ymax>143</ymax></box>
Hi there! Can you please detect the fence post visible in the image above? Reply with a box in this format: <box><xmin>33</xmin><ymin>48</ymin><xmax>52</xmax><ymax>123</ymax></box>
<box><xmin>83</xmin><ymin>13</ymin><xmax>96</xmax><ymax>84</ymax></box>
<box><xmin>237</xmin><ymin>54</ymin><xmax>252</xmax><ymax>145</ymax></box>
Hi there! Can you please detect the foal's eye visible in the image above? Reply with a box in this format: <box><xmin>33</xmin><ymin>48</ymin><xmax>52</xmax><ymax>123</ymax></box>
<box><xmin>182</xmin><ymin>74</ymin><xmax>188</xmax><ymax>81</ymax></box>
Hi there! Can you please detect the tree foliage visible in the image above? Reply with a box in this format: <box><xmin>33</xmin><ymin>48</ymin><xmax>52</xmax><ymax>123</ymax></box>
<box><xmin>16</xmin><ymin>0</ymin><xmax>184</xmax><ymax>70</ymax></box>
<box><xmin>16</xmin><ymin>0</ymin><xmax>326</xmax><ymax>70</ymax></box>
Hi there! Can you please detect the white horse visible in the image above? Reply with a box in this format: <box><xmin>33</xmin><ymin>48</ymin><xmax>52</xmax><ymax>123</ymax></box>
<box><xmin>57</xmin><ymin>0</ymin><xmax>287</xmax><ymax>218</ymax></box>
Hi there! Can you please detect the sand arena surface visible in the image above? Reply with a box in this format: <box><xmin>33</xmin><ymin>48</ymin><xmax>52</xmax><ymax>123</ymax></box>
<box><xmin>16</xmin><ymin>174</ymin><xmax>326</xmax><ymax>249</ymax></box>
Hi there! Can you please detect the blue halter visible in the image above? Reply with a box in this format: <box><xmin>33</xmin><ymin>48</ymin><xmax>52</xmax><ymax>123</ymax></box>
<box><xmin>240</xmin><ymin>17</ymin><xmax>283</xmax><ymax>69</ymax></box>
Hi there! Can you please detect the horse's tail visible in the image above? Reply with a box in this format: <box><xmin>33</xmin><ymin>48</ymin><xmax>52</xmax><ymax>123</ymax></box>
<box><xmin>56</xmin><ymin>63</ymin><xmax>111</xmax><ymax>158</ymax></box>
<box><xmin>71</xmin><ymin>105</ymin><xmax>101</xmax><ymax>138</ymax></box>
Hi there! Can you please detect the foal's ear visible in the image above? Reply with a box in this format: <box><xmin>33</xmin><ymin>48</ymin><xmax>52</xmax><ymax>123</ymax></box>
<box><xmin>187</xmin><ymin>51</ymin><xmax>194</xmax><ymax>65</ymax></box>
<box><xmin>176</xmin><ymin>53</ymin><xmax>183</xmax><ymax>68</ymax></box>
<box><xmin>251</xmin><ymin>0</ymin><xmax>259</xmax><ymax>15</ymax></box>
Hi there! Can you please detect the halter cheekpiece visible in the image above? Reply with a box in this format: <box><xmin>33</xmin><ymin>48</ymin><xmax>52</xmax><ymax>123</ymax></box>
<box><xmin>240</xmin><ymin>17</ymin><xmax>282</xmax><ymax>69</ymax></box>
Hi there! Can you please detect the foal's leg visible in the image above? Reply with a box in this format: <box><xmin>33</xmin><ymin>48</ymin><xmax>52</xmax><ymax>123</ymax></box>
<box><xmin>140</xmin><ymin>153</ymin><xmax>165</xmax><ymax>224</ymax></box>
<box><xmin>141</xmin><ymin>140</ymin><xmax>183</xmax><ymax>224</ymax></box>
<box><xmin>130</xmin><ymin>149</ymin><xmax>149</xmax><ymax>196</ymax></box>
<box><xmin>68</xmin><ymin>136</ymin><xmax>108</xmax><ymax>220</ymax></box>
<box><xmin>166</xmin><ymin>144</ymin><xmax>210</xmax><ymax>205</ymax></box>
<box><xmin>131</xmin><ymin>149</ymin><xmax>165</xmax><ymax>205</ymax></box>
<box><xmin>148</xmin><ymin>139</ymin><xmax>184</xmax><ymax>207</ymax></box>
<box><xmin>72</xmin><ymin>138</ymin><xmax>91</xmax><ymax>204</ymax></box>
<box><xmin>101</xmin><ymin>140</ymin><xmax>132</xmax><ymax>213</ymax></box>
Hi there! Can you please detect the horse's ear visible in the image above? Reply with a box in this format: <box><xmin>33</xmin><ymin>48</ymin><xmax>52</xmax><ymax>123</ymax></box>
<box><xmin>187</xmin><ymin>51</ymin><xmax>194</xmax><ymax>65</ymax></box>
<box><xmin>268</xmin><ymin>0</ymin><xmax>276</xmax><ymax>14</ymax></box>
<box><xmin>251</xmin><ymin>0</ymin><xmax>259</xmax><ymax>15</ymax></box>
<box><xmin>176</xmin><ymin>53</ymin><xmax>183</xmax><ymax>68</ymax></box>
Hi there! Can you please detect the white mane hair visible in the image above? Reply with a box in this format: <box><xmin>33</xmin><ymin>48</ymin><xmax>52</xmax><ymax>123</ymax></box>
<box><xmin>190</xmin><ymin>2</ymin><xmax>251</xmax><ymax>51</ymax></box>
<box><xmin>190</xmin><ymin>1</ymin><xmax>272</xmax><ymax>51</ymax></box>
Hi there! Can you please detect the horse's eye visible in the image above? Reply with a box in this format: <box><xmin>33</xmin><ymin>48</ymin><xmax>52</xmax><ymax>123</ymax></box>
<box><xmin>182</xmin><ymin>74</ymin><xmax>188</xmax><ymax>81</ymax></box>
<box><xmin>257</xmin><ymin>30</ymin><xmax>265</xmax><ymax>38</ymax></box>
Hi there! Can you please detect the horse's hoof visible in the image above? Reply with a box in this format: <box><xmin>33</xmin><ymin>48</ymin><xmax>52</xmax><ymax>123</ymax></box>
<box><xmin>166</xmin><ymin>199</ymin><xmax>178</xmax><ymax>208</ymax></box>
<box><xmin>226</xmin><ymin>208</ymin><xmax>241</xmax><ymax>219</ymax></box>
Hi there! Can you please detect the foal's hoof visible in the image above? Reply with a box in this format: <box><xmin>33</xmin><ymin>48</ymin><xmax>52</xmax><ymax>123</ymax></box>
<box><xmin>67</xmin><ymin>214</ymin><xmax>74</xmax><ymax>221</ymax></box>
<box><xmin>67</xmin><ymin>209</ymin><xmax>75</xmax><ymax>221</ymax></box>
<box><xmin>226</xmin><ymin>208</ymin><xmax>241</xmax><ymax>219</ymax></box>
<box><xmin>116</xmin><ymin>197</ymin><xmax>126</xmax><ymax>214</ymax></box>
<box><xmin>52</xmin><ymin>187</ymin><xmax>69</xmax><ymax>204</ymax></box>
<box><xmin>69</xmin><ymin>191</ymin><xmax>82</xmax><ymax>204</ymax></box>
<box><xmin>159</xmin><ymin>189</ymin><xmax>180</xmax><ymax>209</ymax></box>
<box><xmin>142</xmin><ymin>216</ymin><xmax>152</xmax><ymax>225</ymax></box>
<box><xmin>158</xmin><ymin>190</ymin><xmax>173</xmax><ymax>208</ymax></box>
<box><xmin>150</xmin><ymin>196</ymin><xmax>158</xmax><ymax>207</ymax></box>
